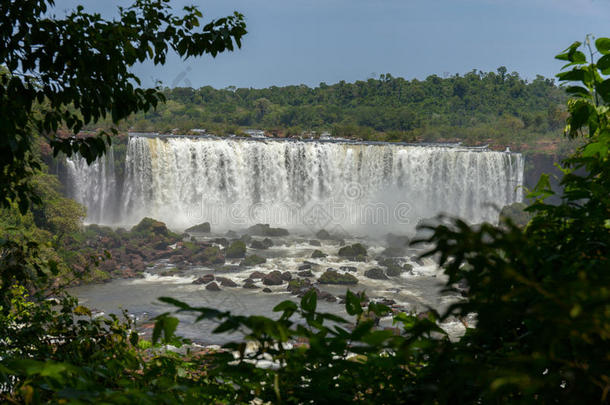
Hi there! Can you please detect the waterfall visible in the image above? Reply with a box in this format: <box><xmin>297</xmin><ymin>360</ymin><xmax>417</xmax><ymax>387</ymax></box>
<box><xmin>65</xmin><ymin>148</ymin><xmax>119</xmax><ymax>224</ymax></box>
<box><xmin>114</xmin><ymin>136</ymin><xmax>524</xmax><ymax>234</ymax></box>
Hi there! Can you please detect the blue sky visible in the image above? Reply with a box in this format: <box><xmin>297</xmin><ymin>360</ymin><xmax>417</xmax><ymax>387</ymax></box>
<box><xmin>52</xmin><ymin>0</ymin><xmax>610</xmax><ymax>89</ymax></box>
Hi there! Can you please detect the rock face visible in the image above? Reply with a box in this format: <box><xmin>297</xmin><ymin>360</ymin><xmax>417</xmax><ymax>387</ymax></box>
<box><xmin>226</xmin><ymin>240</ymin><xmax>247</xmax><ymax>258</ymax></box>
<box><xmin>364</xmin><ymin>268</ymin><xmax>388</xmax><ymax>280</ymax></box>
<box><xmin>205</xmin><ymin>282</ymin><xmax>221</xmax><ymax>291</ymax></box>
<box><xmin>246</xmin><ymin>223</ymin><xmax>289</xmax><ymax>237</ymax></box>
<box><xmin>318</xmin><ymin>269</ymin><xmax>358</xmax><ymax>285</ymax></box>
<box><xmin>338</xmin><ymin>243</ymin><xmax>367</xmax><ymax>261</ymax></box>
<box><xmin>185</xmin><ymin>222</ymin><xmax>211</xmax><ymax>233</ymax></box>
<box><xmin>311</xmin><ymin>249</ymin><xmax>327</xmax><ymax>258</ymax></box>
<box><xmin>240</xmin><ymin>255</ymin><xmax>267</xmax><ymax>267</ymax></box>
<box><xmin>263</xmin><ymin>271</ymin><xmax>284</xmax><ymax>286</ymax></box>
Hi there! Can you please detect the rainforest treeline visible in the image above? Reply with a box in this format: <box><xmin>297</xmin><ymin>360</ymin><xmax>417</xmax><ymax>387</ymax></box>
<box><xmin>123</xmin><ymin>68</ymin><xmax>568</xmax><ymax>149</ymax></box>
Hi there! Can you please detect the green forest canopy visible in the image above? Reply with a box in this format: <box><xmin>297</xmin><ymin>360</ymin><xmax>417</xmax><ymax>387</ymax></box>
<box><xmin>121</xmin><ymin>68</ymin><xmax>570</xmax><ymax>151</ymax></box>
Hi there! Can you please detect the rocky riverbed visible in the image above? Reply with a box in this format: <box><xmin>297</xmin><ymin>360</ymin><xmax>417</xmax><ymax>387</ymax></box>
<box><xmin>70</xmin><ymin>218</ymin><xmax>472</xmax><ymax>344</ymax></box>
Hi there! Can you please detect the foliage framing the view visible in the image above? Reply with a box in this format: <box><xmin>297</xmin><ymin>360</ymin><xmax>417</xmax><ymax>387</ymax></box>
<box><xmin>0</xmin><ymin>0</ymin><xmax>246</xmax><ymax>213</ymax></box>
<box><xmin>0</xmin><ymin>1</ymin><xmax>608</xmax><ymax>402</ymax></box>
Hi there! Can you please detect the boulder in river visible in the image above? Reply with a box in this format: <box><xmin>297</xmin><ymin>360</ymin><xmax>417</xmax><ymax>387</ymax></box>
<box><xmin>215</xmin><ymin>276</ymin><xmax>238</xmax><ymax>287</ymax></box>
<box><xmin>226</xmin><ymin>240</ymin><xmax>246</xmax><ymax>258</ymax></box>
<box><xmin>243</xmin><ymin>280</ymin><xmax>259</xmax><ymax>289</ymax></box>
<box><xmin>340</xmin><ymin>266</ymin><xmax>357</xmax><ymax>272</ymax></box>
<box><xmin>297</xmin><ymin>270</ymin><xmax>314</xmax><ymax>277</ymax></box>
<box><xmin>338</xmin><ymin>243</ymin><xmax>367</xmax><ymax>261</ymax></box>
<box><xmin>192</xmin><ymin>274</ymin><xmax>214</xmax><ymax>285</ymax></box>
<box><xmin>311</xmin><ymin>249</ymin><xmax>327</xmax><ymax>259</ymax></box>
<box><xmin>248</xmin><ymin>271</ymin><xmax>267</xmax><ymax>280</ymax></box>
<box><xmin>287</xmin><ymin>278</ymin><xmax>312</xmax><ymax>294</ymax></box>
<box><xmin>262</xmin><ymin>288</ymin><xmax>272</xmax><ymax>293</ymax></box>
<box><xmin>263</xmin><ymin>271</ymin><xmax>284</xmax><ymax>286</ymax></box>
<box><xmin>240</xmin><ymin>254</ymin><xmax>266</xmax><ymax>267</ymax></box>
<box><xmin>318</xmin><ymin>269</ymin><xmax>358</xmax><ymax>285</ymax></box>
<box><xmin>205</xmin><ymin>282</ymin><xmax>221</xmax><ymax>291</ymax></box>
<box><xmin>364</xmin><ymin>267</ymin><xmax>388</xmax><ymax>280</ymax></box>
<box><xmin>309</xmin><ymin>240</ymin><xmax>321</xmax><ymax>247</ymax></box>
<box><xmin>315</xmin><ymin>229</ymin><xmax>332</xmax><ymax>239</ymax></box>
<box><xmin>298</xmin><ymin>263</ymin><xmax>312</xmax><ymax>270</ymax></box>
<box><xmin>246</xmin><ymin>223</ymin><xmax>289</xmax><ymax>237</ymax></box>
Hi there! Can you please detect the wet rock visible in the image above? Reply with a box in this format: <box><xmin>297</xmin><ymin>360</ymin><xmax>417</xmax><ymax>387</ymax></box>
<box><xmin>315</xmin><ymin>229</ymin><xmax>332</xmax><ymax>239</ymax></box>
<box><xmin>263</xmin><ymin>271</ymin><xmax>284</xmax><ymax>286</ymax></box>
<box><xmin>338</xmin><ymin>244</ymin><xmax>367</xmax><ymax>260</ymax></box>
<box><xmin>243</xmin><ymin>280</ymin><xmax>259</xmax><ymax>289</ymax></box>
<box><xmin>226</xmin><ymin>240</ymin><xmax>247</xmax><ymax>258</ymax></box>
<box><xmin>205</xmin><ymin>282</ymin><xmax>221</xmax><ymax>291</ymax></box>
<box><xmin>246</xmin><ymin>223</ymin><xmax>289</xmax><ymax>237</ymax></box>
<box><xmin>309</xmin><ymin>240</ymin><xmax>321</xmax><ymax>247</ymax></box>
<box><xmin>364</xmin><ymin>267</ymin><xmax>388</xmax><ymax>280</ymax></box>
<box><xmin>281</xmin><ymin>271</ymin><xmax>292</xmax><ymax>281</ymax></box>
<box><xmin>318</xmin><ymin>269</ymin><xmax>358</xmax><ymax>285</ymax></box>
<box><xmin>131</xmin><ymin>217</ymin><xmax>170</xmax><ymax>237</ymax></box>
<box><xmin>287</xmin><ymin>278</ymin><xmax>312</xmax><ymax>294</ymax></box>
<box><xmin>248</xmin><ymin>271</ymin><xmax>267</xmax><ymax>280</ymax></box>
<box><xmin>239</xmin><ymin>234</ymin><xmax>252</xmax><ymax>243</ymax></box>
<box><xmin>240</xmin><ymin>254</ymin><xmax>266</xmax><ymax>267</ymax></box>
<box><xmin>262</xmin><ymin>287</ymin><xmax>272</xmax><ymax>293</ymax></box>
<box><xmin>192</xmin><ymin>274</ymin><xmax>214</xmax><ymax>284</ymax></box>
<box><xmin>215</xmin><ymin>276</ymin><xmax>238</xmax><ymax>287</ymax></box>
<box><xmin>340</xmin><ymin>266</ymin><xmax>357</xmax><ymax>272</ymax></box>
<box><xmin>250</xmin><ymin>239</ymin><xmax>269</xmax><ymax>249</ymax></box>
<box><xmin>311</xmin><ymin>249</ymin><xmax>327</xmax><ymax>259</ymax></box>
<box><xmin>298</xmin><ymin>263</ymin><xmax>312</xmax><ymax>271</ymax></box>
<box><xmin>297</xmin><ymin>270</ymin><xmax>314</xmax><ymax>277</ymax></box>
<box><xmin>185</xmin><ymin>222</ymin><xmax>211</xmax><ymax>233</ymax></box>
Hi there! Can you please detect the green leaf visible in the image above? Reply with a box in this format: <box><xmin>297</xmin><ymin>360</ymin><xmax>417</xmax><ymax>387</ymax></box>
<box><xmin>565</xmin><ymin>86</ymin><xmax>591</xmax><ymax>98</ymax></box>
<box><xmin>596</xmin><ymin>79</ymin><xmax>610</xmax><ymax>103</ymax></box>
<box><xmin>273</xmin><ymin>300</ymin><xmax>298</xmax><ymax>313</ymax></box>
<box><xmin>345</xmin><ymin>290</ymin><xmax>363</xmax><ymax>316</ymax></box>
<box><xmin>595</xmin><ymin>37</ymin><xmax>610</xmax><ymax>55</ymax></box>
<box><xmin>556</xmin><ymin>69</ymin><xmax>585</xmax><ymax>83</ymax></box>
<box><xmin>597</xmin><ymin>54</ymin><xmax>610</xmax><ymax>74</ymax></box>
<box><xmin>555</xmin><ymin>41</ymin><xmax>582</xmax><ymax>61</ymax></box>
<box><xmin>300</xmin><ymin>289</ymin><xmax>317</xmax><ymax>313</ymax></box>
<box><xmin>152</xmin><ymin>314</ymin><xmax>179</xmax><ymax>344</ymax></box>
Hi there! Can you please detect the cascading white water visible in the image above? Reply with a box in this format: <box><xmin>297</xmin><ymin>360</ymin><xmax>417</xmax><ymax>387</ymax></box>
<box><xmin>65</xmin><ymin>148</ymin><xmax>119</xmax><ymax>224</ymax></box>
<box><xmin>117</xmin><ymin>136</ymin><xmax>523</xmax><ymax>234</ymax></box>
